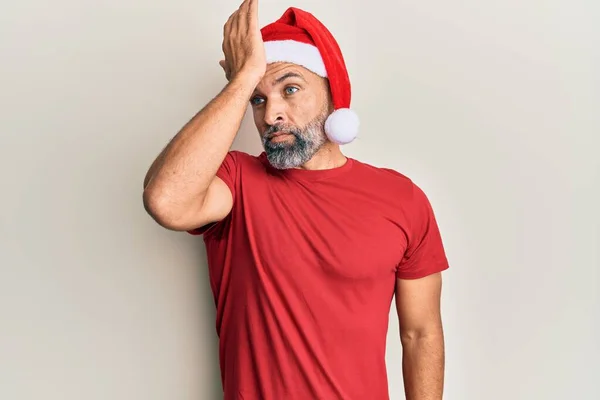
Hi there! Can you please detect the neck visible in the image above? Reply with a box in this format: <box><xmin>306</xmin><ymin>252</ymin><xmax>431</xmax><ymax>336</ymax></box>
<box><xmin>298</xmin><ymin>142</ymin><xmax>347</xmax><ymax>170</ymax></box>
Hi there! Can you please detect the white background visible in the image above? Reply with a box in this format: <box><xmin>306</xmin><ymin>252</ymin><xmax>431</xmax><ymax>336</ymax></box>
<box><xmin>1</xmin><ymin>0</ymin><xmax>598</xmax><ymax>399</ymax></box>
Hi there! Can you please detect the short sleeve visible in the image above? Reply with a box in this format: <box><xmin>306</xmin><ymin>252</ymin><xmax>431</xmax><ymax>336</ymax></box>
<box><xmin>186</xmin><ymin>150</ymin><xmax>238</xmax><ymax>236</ymax></box>
<box><xmin>396</xmin><ymin>183</ymin><xmax>450</xmax><ymax>279</ymax></box>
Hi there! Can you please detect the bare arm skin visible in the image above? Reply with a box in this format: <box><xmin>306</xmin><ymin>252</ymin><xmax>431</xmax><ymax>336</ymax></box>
<box><xmin>396</xmin><ymin>272</ymin><xmax>445</xmax><ymax>400</ymax></box>
<box><xmin>143</xmin><ymin>73</ymin><xmax>259</xmax><ymax>230</ymax></box>
<box><xmin>142</xmin><ymin>0</ymin><xmax>265</xmax><ymax>231</ymax></box>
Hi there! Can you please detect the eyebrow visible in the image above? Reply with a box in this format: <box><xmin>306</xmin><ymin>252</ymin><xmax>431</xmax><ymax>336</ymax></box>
<box><xmin>251</xmin><ymin>72</ymin><xmax>308</xmax><ymax>97</ymax></box>
<box><xmin>273</xmin><ymin>72</ymin><xmax>306</xmax><ymax>85</ymax></box>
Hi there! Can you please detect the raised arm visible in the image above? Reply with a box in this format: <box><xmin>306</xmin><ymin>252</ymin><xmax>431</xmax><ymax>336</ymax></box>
<box><xmin>142</xmin><ymin>0</ymin><xmax>265</xmax><ymax>231</ymax></box>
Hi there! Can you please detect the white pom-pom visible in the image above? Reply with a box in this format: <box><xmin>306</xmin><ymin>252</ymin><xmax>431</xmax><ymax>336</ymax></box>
<box><xmin>324</xmin><ymin>108</ymin><xmax>360</xmax><ymax>145</ymax></box>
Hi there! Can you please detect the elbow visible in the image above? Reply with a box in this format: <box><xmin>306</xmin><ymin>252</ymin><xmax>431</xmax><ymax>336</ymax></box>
<box><xmin>142</xmin><ymin>187</ymin><xmax>187</xmax><ymax>230</ymax></box>
<box><xmin>143</xmin><ymin>188</ymin><xmax>169</xmax><ymax>227</ymax></box>
<box><xmin>142</xmin><ymin>182</ymin><xmax>208</xmax><ymax>231</ymax></box>
<box><xmin>400</xmin><ymin>325</ymin><xmax>444</xmax><ymax>346</ymax></box>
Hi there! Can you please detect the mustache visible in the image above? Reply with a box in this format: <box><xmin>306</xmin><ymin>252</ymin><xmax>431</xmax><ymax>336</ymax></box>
<box><xmin>262</xmin><ymin>124</ymin><xmax>301</xmax><ymax>140</ymax></box>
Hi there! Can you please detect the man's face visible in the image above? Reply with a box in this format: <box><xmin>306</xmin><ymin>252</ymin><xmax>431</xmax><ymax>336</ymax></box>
<box><xmin>250</xmin><ymin>63</ymin><xmax>332</xmax><ymax>169</ymax></box>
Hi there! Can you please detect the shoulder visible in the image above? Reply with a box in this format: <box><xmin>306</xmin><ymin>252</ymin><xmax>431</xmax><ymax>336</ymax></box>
<box><xmin>350</xmin><ymin>157</ymin><xmax>420</xmax><ymax>195</ymax></box>
<box><xmin>349</xmin><ymin>158</ymin><xmax>438</xmax><ymax>217</ymax></box>
<box><xmin>220</xmin><ymin>150</ymin><xmax>269</xmax><ymax>172</ymax></box>
<box><xmin>223</xmin><ymin>149</ymin><xmax>257</xmax><ymax>163</ymax></box>
<box><xmin>225</xmin><ymin>150</ymin><xmax>268</xmax><ymax>164</ymax></box>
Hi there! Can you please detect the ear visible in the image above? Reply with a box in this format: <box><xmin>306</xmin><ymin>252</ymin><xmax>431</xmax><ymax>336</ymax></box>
<box><xmin>322</xmin><ymin>78</ymin><xmax>334</xmax><ymax>112</ymax></box>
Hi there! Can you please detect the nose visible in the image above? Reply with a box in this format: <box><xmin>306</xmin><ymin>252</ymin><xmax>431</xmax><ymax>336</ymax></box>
<box><xmin>264</xmin><ymin>100</ymin><xmax>286</xmax><ymax>127</ymax></box>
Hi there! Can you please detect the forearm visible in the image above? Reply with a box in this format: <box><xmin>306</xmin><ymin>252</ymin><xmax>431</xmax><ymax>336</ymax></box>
<box><xmin>401</xmin><ymin>331</ymin><xmax>445</xmax><ymax>400</ymax></box>
<box><xmin>143</xmin><ymin>71</ymin><xmax>260</xmax><ymax>213</ymax></box>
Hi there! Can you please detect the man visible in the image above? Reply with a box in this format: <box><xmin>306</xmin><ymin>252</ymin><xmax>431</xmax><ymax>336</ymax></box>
<box><xmin>143</xmin><ymin>1</ymin><xmax>450</xmax><ymax>399</ymax></box>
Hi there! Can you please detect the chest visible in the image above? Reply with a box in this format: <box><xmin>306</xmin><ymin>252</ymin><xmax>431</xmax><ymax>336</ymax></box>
<box><xmin>238</xmin><ymin>175</ymin><xmax>408</xmax><ymax>281</ymax></box>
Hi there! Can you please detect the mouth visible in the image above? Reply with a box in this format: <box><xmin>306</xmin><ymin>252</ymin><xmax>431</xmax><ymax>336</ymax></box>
<box><xmin>269</xmin><ymin>133</ymin><xmax>294</xmax><ymax>143</ymax></box>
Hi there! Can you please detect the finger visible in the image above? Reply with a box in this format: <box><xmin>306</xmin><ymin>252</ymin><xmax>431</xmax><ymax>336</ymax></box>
<box><xmin>224</xmin><ymin>9</ymin><xmax>236</xmax><ymax>33</ymax></box>
<box><xmin>234</xmin><ymin>0</ymin><xmax>249</xmax><ymax>20</ymax></box>
<box><xmin>219</xmin><ymin>60</ymin><xmax>231</xmax><ymax>80</ymax></box>
<box><xmin>222</xmin><ymin>18</ymin><xmax>231</xmax><ymax>50</ymax></box>
<box><xmin>248</xmin><ymin>0</ymin><xmax>257</xmax><ymax>17</ymax></box>
<box><xmin>235</xmin><ymin>0</ymin><xmax>251</xmax><ymax>31</ymax></box>
<box><xmin>238</xmin><ymin>0</ymin><xmax>251</xmax><ymax>13</ymax></box>
<box><xmin>224</xmin><ymin>6</ymin><xmax>239</xmax><ymax>37</ymax></box>
<box><xmin>222</xmin><ymin>37</ymin><xmax>230</xmax><ymax>58</ymax></box>
<box><xmin>225</xmin><ymin>8</ymin><xmax>236</xmax><ymax>25</ymax></box>
<box><xmin>223</xmin><ymin>10</ymin><xmax>237</xmax><ymax>53</ymax></box>
<box><xmin>247</xmin><ymin>0</ymin><xmax>259</xmax><ymax>29</ymax></box>
<box><xmin>229</xmin><ymin>9</ymin><xmax>241</xmax><ymax>36</ymax></box>
<box><xmin>233</xmin><ymin>8</ymin><xmax>244</xmax><ymax>34</ymax></box>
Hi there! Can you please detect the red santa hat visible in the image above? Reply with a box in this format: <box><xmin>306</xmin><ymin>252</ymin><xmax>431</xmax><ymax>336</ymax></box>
<box><xmin>260</xmin><ymin>7</ymin><xmax>359</xmax><ymax>145</ymax></box>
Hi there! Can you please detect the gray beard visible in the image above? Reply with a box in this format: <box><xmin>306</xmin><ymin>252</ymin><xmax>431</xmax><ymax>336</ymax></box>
<box><xmin>261</xmin><ymin>112</ymin><xmax>328</xmax><ymax>170</ymax></box>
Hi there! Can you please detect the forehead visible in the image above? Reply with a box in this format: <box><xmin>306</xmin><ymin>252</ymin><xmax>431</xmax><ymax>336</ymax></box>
<box><xmin>258</xmin><ymin>62</ymin><xmax>321</xmax><ymax>87</ymax></box>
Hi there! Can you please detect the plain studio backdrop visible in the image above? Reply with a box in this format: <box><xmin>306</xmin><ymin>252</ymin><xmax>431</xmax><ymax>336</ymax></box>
<box><xmin>1</xmin><ymin>0</ymin><xmax>598</xmax><ymax>399</ymax></box>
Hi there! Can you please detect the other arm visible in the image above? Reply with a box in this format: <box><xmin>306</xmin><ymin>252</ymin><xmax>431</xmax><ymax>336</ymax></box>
<box><xmin>396</xmin><ymin>272</ymin><xmax>445</xmax><ymax>400</ymax></box>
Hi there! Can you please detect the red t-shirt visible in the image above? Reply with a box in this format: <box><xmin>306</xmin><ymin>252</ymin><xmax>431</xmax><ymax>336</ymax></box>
<box><xmin>188</xmin><ymin>150</ymin><xmax>449</xmax><ymax>400</ymax></box>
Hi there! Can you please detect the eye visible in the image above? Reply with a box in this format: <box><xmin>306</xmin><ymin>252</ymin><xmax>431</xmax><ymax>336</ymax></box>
<box><xmin>285</xmin><ymin>86</ymin><xmax>299</xmax><ymax>95</ymax></box>
<box><xmin>250</xmin><ymin>96</ymin><xmax>264</xmax><ymax>106</ymax></box>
